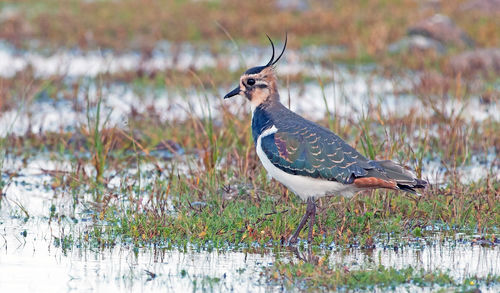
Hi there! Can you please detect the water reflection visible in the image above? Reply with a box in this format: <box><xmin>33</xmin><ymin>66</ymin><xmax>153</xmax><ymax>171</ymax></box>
<box><xmin>1</xmin><ymin>216</ymin><xmax>498</xmax><ymax>292</ymax></box>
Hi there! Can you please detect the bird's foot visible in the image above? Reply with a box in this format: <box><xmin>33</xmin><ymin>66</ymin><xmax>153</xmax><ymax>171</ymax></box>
<box><xmin>287</xmin><ymin>235</ymin><xmax>299</xmax><ymax>246</ymax></box>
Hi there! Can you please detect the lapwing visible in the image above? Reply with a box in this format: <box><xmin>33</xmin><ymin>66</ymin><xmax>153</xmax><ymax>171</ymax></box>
<box><xmin>224</xmin><ymin>35</ymin><xmax>427</xmax><ymax>244</ymax></box>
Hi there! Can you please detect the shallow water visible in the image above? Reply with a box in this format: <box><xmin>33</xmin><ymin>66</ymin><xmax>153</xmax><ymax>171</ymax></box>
<box><xmin>1</xmin><ymin>41</ymin><xmax>499</xmax><ymax>292</ymax></box>
<box><xmin>1</xmin><ymin>155</ymin><xmax>499</xmax><ymax>292</ymax></box>
<box><xmin>331</xmin><ymin>240</ymin><xmax>499</xmax><ymax>282</ymax></box>
<box><xmin>0</xmin><ymin>219</ymin><xmax>279</xmax><ymax>292</ymax></box>
<box><xmin>1</xmin><ymin>41</ymin><xmax>498</xmax><ymax>138</ymax></box>
<box><xmin>1</xmin><ymin>219</ymin><xmax>499</xmax><ymax>292</ymax></box>
<box><xmin>1</xmin><ymin>77</ymin><xmax>498</xmax><ymax>139</ymax></box>
<box><xmin>422</xmin><ymin>148</ymin><xmax>499</xmax><ymax>184</ymax></box>
<box><xmin>0</xmin><ymin>39</ymin><xmax>349</xmax><ymax>79</ymax></box>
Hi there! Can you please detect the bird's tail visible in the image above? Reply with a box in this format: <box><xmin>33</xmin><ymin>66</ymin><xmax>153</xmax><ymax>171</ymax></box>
<box><xmin>375</xmin><ymin>160</ymin><xmax>427</xmax><ymax>194</ymax></box>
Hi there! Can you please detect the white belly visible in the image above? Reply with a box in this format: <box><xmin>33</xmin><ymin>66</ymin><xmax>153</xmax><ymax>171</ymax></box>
<box><xmin>256</xmin><ymin>126</ymin><xmax>360</xmax><ymax>201</ymax></box>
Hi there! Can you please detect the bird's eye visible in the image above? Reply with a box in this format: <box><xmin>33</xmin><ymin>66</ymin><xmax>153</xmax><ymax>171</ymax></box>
<box><xmin>247</xmin><ymin>78</ymin><xmax>255</xmax><ymax>86</ymax></box>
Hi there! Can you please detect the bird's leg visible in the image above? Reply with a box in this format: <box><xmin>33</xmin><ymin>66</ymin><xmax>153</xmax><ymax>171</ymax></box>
<box><xmin>307</xmin><ymin>199</ymin><xmax>316</xmax><ymax>243</ymax></box>
<box><xmin>288</xmin><ymin>198</ymin><xmax>314</xmax><ymax>245</ymax></box>
<box><xmin>288</xmin><ymin>210</ymin><xmax>309</xmax><ymax>244</ymax></box>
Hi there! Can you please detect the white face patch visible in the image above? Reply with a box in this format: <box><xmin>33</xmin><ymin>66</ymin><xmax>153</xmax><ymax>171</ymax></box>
<box><xmin>238</xmin><ymin>67</ymin><xmax>278</xmax><ymax>110</ymax></box>
<box><xmin>238</xmin><ymin>73</ymin><xmax>270</xmax><ymax>108</ymax></box>
<box><xmin>249</xmin><ymin>87</ymin><xmax>270</xmax><ymax>108</ymax></box>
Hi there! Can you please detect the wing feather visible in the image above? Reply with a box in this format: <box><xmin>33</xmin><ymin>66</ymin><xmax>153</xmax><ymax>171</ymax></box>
<box><xmin>253</xmin><ymin>103</ymin><xmax>426</xmax><ymax>192</ymax></box>
<box><xmin>260</xmin><ymin>124</ymin><xmax>377</xmax><ymax>183</ymax></box>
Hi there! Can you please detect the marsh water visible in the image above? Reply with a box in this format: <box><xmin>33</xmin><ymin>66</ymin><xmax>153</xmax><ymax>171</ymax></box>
<box><xmin>1</xmin><ymin>169</ymin><xmax>499</xmax><ymax>292</ymax></box>
<box><xmin>1</xmin><ymin>43</ymin><xmax>499</xmax><ymax>292</ymax></box>
<box><xmin>1</xmin><ymin>224</ymin><xmax>499</xmax><ymax>292</ymax></box>
<box><xmin>1</xmin><ymin>151</ymin><xmax>499</xmax><ymax>292</ymax></box>
<box><xmin>1</xmin><ymin>174</ymin><xmax>499</xmax><ymax>292</ymax></box>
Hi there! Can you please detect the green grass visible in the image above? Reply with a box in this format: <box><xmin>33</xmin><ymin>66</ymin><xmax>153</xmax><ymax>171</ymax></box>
<box><xmin>50</xmin><ymin>156</ymin><xmax>497</xmax><ymax>249</ymax></box>
<box><xmin>2</xmin><ymin>75</ymin><xmax>498</xmax><ymax>249</ymax></box>
<box><xmin>0</xmin><ymin>1</ymin><xmax>499</xmax><ymax>289</ymax></box>
<box><xmin>269</xmin><ymin>261</ymin><xmax>500</xmax><ymax>291</ymax></box>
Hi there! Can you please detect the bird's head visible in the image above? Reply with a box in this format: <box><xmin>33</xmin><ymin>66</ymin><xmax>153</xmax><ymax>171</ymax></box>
<box><xmin>223</xmin><ymin>34</ymin><xmax>287</xmax><ymax>108</ymax></box>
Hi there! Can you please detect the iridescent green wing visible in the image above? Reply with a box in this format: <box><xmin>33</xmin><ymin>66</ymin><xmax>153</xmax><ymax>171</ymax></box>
<box><xmin>260</xmin><ymin>124</ymin><xmax>375</xmax><ymax>183</ymax></box>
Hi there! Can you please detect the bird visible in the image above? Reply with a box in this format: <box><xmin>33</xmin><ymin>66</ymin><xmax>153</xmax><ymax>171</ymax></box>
<box><xmin>223</xmin><ymin>35</ymin><xmax>427</xmax><ymax>245</ymax></box>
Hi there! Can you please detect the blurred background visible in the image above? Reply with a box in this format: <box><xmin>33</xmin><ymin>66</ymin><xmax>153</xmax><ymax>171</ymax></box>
<box><xmin>0</xmin><ymin>1</ymin><xmax>499</xmax><ymax>292</ymax></box>
<box><xmin>1</xmin><ymin>0</ymin><xmax>499</xmax><ymax>90</ymax></box>
<box><xmin>1</xmin><ymin>0</ymin><xmax>498</xmax><ymax>176</ymax></box>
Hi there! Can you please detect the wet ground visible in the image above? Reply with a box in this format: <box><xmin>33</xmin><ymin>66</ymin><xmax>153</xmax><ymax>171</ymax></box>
<box><xmin>0</xmin><ymin>218</ymin><xmax>277</xmax><ymax>292</ymax></box>
<box><xmin>1</xmin><ymin>150</ymin><xmax>499</xmax><ymax>292</ymax></box>
<box><xmin>2</xmin><ymin>195</ymin><xmax>499</xmax><ymax>292</ymax></box>
<box><xmin>1</xmin><ymin>42</ymin><xmax>499</xmax><ymax>292</ymax></box>
<box><xmin>1</xmin><ymin>219</ymin><xmax>499</xmax><ymax>292</ymax></box>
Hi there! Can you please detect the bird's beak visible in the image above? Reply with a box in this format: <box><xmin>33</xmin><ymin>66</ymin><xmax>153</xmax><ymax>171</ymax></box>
<box><xmin>224</xmin><ymin>86</ymin><xmax>240</xmax><ymax>99</ymax></box>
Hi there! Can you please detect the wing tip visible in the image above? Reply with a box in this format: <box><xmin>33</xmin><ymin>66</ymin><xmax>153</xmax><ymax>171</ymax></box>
<box><xmin>397</xmin><ymin>178</ymin><xmax>428</xmax><ymax>195</ymax></box>
<box><xmin>353</xmin><ymin>176</ymin><xmax>428</xmax><ymax>194</ymax></box>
